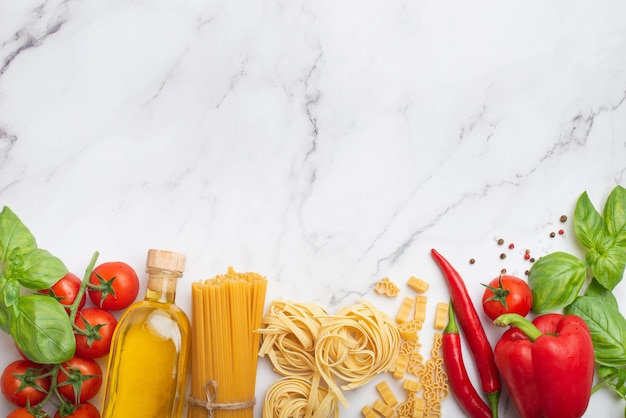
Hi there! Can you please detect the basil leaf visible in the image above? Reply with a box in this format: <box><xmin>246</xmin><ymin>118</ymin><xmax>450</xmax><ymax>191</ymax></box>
<box><xmin>598</xmin><ymin>366</ymin><xmax>626</xmax><ymax>400</ymax></box>
<box><xmin>2</xmin><ymin>277</ymin><xmax>20</xmax><ymax>307</ymax></box>
<box><xmin>575</xmin><ymin>191</ymin><xmax>605</xmax><ymax>250</ymax></box>
<box><xmin>565</xmin><ymin>296</ymin><xmax>626</xmax><ymax>368</ymax></box>
<box><xmin>0</xmin><ymin>276</ymin><xmax>18</xmax><ymax>333</ymax></box>
<box><xmin>18</xmin><ymin>248</ymin><xmax>67</xmax><ymax>290</ymax></box>
<box><xmin>604</xmin><ymin>185</ymin><xmax>626</xmax><ymax>246</ymax></box>
<box><xmin>0</xmin><ymin>206</ymin><xmax>37</xmax><ymax>267</ymax></box>
<box><xmin>528</xmin><ymin>251</ymin><xmax>587</xmax><ymax>314</ymax></box>
<box><xmin>587</xmin><ymin>245</ymin><xmax>626</xmax><ymax>290</ymax></box>
<box><xmin>585</xmin><ymin>278</ymin><xmax>619</xmax><ymax>310</ymax></box>
<box><xmin>11</xmin><ymin>295</ymin><xmax>75</xmax><ymax>364</ymax></box>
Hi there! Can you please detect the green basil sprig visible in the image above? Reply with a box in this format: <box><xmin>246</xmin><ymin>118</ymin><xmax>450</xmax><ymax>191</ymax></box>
<box><xmin>0</xmin><ymin>206</ymin><xmax>75</xmax><ymax>364</ymax></box>
<box><xmin>528</xmin><ymin>185</ymin><xmax>626</xmax><ymax>403</ymax></box>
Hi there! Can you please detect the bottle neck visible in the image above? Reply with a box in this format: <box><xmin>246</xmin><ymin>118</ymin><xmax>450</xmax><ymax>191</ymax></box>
<box><xmin>144</xmin><ymin>267</ymin><xmax>182</xmax><ymax>304</ymax></box>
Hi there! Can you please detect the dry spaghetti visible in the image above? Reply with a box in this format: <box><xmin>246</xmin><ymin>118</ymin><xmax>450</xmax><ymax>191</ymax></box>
<box><xmin>188</xmin><ymin>267</ymin><xmax>268</xmax><ymax>418</ymax></box>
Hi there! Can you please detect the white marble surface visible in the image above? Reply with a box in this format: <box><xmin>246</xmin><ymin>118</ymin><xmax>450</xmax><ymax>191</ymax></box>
<box><xmin>1</xmin><ymin>1</ymin><xmax>626</xmax><ymax>416</ymax></box>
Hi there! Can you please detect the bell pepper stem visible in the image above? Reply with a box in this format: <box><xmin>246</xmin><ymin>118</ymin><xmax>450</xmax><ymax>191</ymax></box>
<box><xmin>493</xmin><ymin>313</ymin><xmax>543</xmax><ymax>342</ymax></box>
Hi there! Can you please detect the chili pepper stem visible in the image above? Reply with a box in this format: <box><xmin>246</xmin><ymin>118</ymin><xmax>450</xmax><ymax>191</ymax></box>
<box><xmin>494</xmin><ymin>313</ymin><xmax>543</xmax><ymax>342</ymax></box>
<box><xmin>444</xmin><ymin>299</ymin><xmax>458</xmax><ymax>335</ymax></box>
<box><xmin>487</xmin><ymin>392</ymin><xmax>499</xmax><ymax>418</ymax></box>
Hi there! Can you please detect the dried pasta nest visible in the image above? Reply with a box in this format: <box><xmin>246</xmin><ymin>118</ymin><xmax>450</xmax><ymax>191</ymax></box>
<box><xmin>262</xmin><ymin>374</ymin><xmax>338</xmax><ymax>418</ymax></box>
<box><xmin>258</xmin><ymin>299</ymin><xmax>401</xmax><ymax>410</ymax></box>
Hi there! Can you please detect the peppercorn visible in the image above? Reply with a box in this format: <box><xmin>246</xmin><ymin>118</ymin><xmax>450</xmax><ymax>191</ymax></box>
<box><xmin>560</xmin><ymin>215</ymin><xmax>567</xmax><ymax>222</ymax></box>
<box><xmin>558</xmin><ymin>229</ymin><xmax>564</xmax><ymax>235</ymax></box>
<box><xmin>497</xmin><ymin>238</ymin><xmax>504</xmax><ymax>245</ymax></box>
<box><xmin>501</xmin><ymin>268</ymin><xmax>507</xmax><ymax>274</ymax></box>
<box><xmin>550</xmin><ymin>232</ymin><xmax>556</xmax><ymax>238</ymax></box>
<box><xmin>469</xmin><ymin>258</ymin><xmax>476</xmax><ymax>264</ymax></box>
<box><xmin>500</xmin><ymin>253</ymin><xmax>507</xmax><ymax>259</ymax></box>
<box><xmin>508</xmin><ymin>243</ymin><xmax>515</xmax><ymax>249</ymax></box>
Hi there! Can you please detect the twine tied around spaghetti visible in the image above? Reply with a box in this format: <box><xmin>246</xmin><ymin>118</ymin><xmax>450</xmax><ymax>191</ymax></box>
<box><xmin>188</xmin><ymin>381</ymin><xmax>256</xmax><ymax>417</ymax></box>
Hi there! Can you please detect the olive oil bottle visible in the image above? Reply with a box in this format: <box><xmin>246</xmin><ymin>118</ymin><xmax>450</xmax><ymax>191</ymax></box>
<box><xmin>101</xmin><ymin>249</ymin><xmax>191</xmax><ymax>418</ymax></box>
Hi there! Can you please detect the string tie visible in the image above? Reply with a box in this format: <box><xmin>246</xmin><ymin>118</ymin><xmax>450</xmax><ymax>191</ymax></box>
<box><xmin>188</xmin><ymin>381</ymin><xmax>256</xmax><ymax>417</ymax></box>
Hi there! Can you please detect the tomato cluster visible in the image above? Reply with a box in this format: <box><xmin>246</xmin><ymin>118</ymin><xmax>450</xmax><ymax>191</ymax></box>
<box><xmin>1</xmin><ymin>261</ymin><xmax>139</xmax><ymax>418</ymax></box>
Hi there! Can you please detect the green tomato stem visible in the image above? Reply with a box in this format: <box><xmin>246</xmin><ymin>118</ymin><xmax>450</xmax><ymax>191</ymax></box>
<box><xmin>68</xmin><ymin>251</ymin><xmax>99</xmax><ymax>324</ymax></box>
<box><xmin>36</xmin><ymin>364</ymin><xmax>61</xmax><ymax>409</ymax></box>
<box><xmin>493</xmin><ymin>313</ymin><xmax>543</xmax><ymax>342</ymax></box>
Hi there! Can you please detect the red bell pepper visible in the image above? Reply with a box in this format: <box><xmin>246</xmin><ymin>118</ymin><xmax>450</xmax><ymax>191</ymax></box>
<box><xmin>493</xmin><ymin>313</ymin><xmax>595</xmax><ymax>418</ymax></box>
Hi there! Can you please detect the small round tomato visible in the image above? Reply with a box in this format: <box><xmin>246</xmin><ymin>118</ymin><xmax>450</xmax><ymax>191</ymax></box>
<box><xmin>74</xmin><ymin>308</ymin><xmax>118</xmax><ymax>358</ymax></box>
<box><xmin>39</xmin><ymin>272</ymin><xmax>86</xmax><ymax>313</ymax></box>
<box><xmin>1</xmin><ymin>360</ymin><xmax>51</xmax><ymax>407</ymax></box>
<box><xmin>87</xmin><ymin>262</ymin><xmax>139</xmax><ymax>311</ymax></box>
<box><xmin>56</xmin><ymin>356</ymin><xmax>102</xmax><ymax>404</ymax></box>
<box><xmin>7</xmin><ymin>407</ymin><xmax>50</xmax><ymax>418</ymax></box>
<box><xmin>54</xmin><ymin>402</ymin><xmax>100</xmax><ymax>418</ymax></box>
<box><xmin>482</xmin><ymin>275</ymin><xmax>533</xmax><ymax>321</ymax></box>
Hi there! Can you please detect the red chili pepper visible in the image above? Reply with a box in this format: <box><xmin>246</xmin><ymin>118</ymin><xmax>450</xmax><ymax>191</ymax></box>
<box><xmin>443</xmin><ymin>301</ymin><xmax>493</xmax><ymax>418</ymax></box>
<box><xmin>494</xmin><ymin>313</ymin><xmax>595</xmax><ymax>418</ymax></box>
<box><xmin>431</xmin><ymin>249</ymin><xmax>500</xmax><ymax>417</ymax></box>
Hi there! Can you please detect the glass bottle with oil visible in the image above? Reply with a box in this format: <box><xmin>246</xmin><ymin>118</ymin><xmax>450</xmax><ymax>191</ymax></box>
<box><xmin>101</xmin><ymin>249</ymin><xmax>191</xmax><ymax>418</ymax></box>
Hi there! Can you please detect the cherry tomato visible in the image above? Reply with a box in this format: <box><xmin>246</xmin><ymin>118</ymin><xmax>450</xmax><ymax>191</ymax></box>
<box><xmin>87</xmin><ymin>262</ymin><xmax>139</xmax><ymax>311</ymax></box>
<box><xmin>56</xmin><ymin>356</ymin><xmax>102</xmax><ymax>404</ymax></box>
<box><xmin>482</xmin><ymin>275</ymin><xmax>533</xmax><ymax>321</ymax></box>
<box><xmin>1</xmin><ymin>360</ymin><xmax>51</xmax><ymax>407</ymax></box>
<box><xmin>54</xmin><ymin>402</ymin><xmax>100</xmax><ymax>418</ymax></box>
<box><xmin>39</xmin><ymin>272</ymin><xmax>86</xmax><ymax>313</ymax></box>
<box><xmin>74</xmin><ymin>308</ymin><xmax>118</xmax><ymax>358</ymax></box>
<box><xmin>7</xmin><ymin>407</ymin><xmax>50</xmax><ymax>418</ymax></box>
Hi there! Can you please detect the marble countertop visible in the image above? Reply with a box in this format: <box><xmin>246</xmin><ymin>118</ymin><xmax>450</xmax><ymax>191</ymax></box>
<box><xmin>1</xmin><ymin>1</ymin><xmax>626</xmax><ymax>417</ymax></box>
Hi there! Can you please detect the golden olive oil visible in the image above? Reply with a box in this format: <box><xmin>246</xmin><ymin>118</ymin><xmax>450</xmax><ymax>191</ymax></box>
<box><xmin>101</xmin><ymin>250</ymin><xmax>191</xmax><ymax>418</ymax></box>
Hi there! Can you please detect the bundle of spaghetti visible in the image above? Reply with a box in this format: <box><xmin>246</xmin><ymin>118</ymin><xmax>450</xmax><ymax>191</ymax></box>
<box><xmin>315</xmin><ymin>300</ymin><xmax>400</xmax><ymax>407</ymax></box>
<box><xmin>262</xmin><ymin>373</ymin><xmax>338</xmax><ymax>418</ymax></box>
<box><xmin>257</xmin><ymin>300</ymin><xmax>328</xmax><ymax>377</ymax></box>
<box><xmin>188</xmin><ymin>267</ymin><xmax>268</xmax><ymax>418</ymax></box>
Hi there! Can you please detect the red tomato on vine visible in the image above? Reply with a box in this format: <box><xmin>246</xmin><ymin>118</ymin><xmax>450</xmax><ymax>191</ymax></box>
<box><xmin>482</xmin><ymin>275</ymin><xmax>533</xmax><ymax>321</ymax></box>
<box><xmin>87</xmin><ymin>262</ymin><xmax>139</xmax><ymax>311</ymax></box>
<box><xmin>56</xmin><ymin>356</ymin><xmax>102</xmax><ymax>404</ymax></box>
<box><xmin>1</xmin><ymin>360</ymin><xmax>51</xmax><ymax>407</ymax></box>
<box><xmin>39</xmin><ymin>272</ymin><xmax>86</xmax><ymax>313</ymax></box>
<box><xmin>74</xmin><ymin>308</ymin><xmax>118</xmax><ymax>358</ymax></box>
<box><xmin>54</xmin><ymin>402</ymin><xmax>100</xmax><ymax>418</ymax></box>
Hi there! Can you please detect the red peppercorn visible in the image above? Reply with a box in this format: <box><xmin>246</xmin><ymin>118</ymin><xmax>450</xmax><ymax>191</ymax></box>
<box><xmin>558</xmin><ymin>229</ymin><xmax>565</xmax><ymax>235</ymax></box>
<box><xmin>524</xmin><ymin>253</ymin><xmax>531</xmax><ymax>260</ymax></box>
<box><xmin>508</xmin><ymin>243</ymin><xmax>515</xmax><ymax>249</ymax></box>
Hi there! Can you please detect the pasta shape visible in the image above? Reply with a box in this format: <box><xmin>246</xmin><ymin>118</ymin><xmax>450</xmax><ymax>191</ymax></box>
<box><xmin>374</xmin><ymin>277</ymin><xmax>400</xmax><ymax>297</ymax></box>
<box><xmin>433</xmin><ymin>302</ymin><xmax>449</xmax><ymax>330</ymax></box>
<box><xmin>414</xmin><ymin>296</ymin><xmax>428</xmax><ymax>322</ymax></box>
<box><xmin>407</xmin><ymin>276</ymin><xmax>430</xmax><ymax>293</ymax></box>
<box><xmin>396</xmin><ymin>297</ymin><xmax>415</xmax><ymax>324</ymax></box>
<box><xmin>376</xmin><ymin>380</ymin><xmax>398</xmax><ymax>407</ymax></box>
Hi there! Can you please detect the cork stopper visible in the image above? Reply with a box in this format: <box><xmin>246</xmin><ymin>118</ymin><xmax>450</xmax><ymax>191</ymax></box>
<box><xmin>146</xmin><ymin>249</ymin><xmax>186</xmax><ymax>272</ymax></box>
